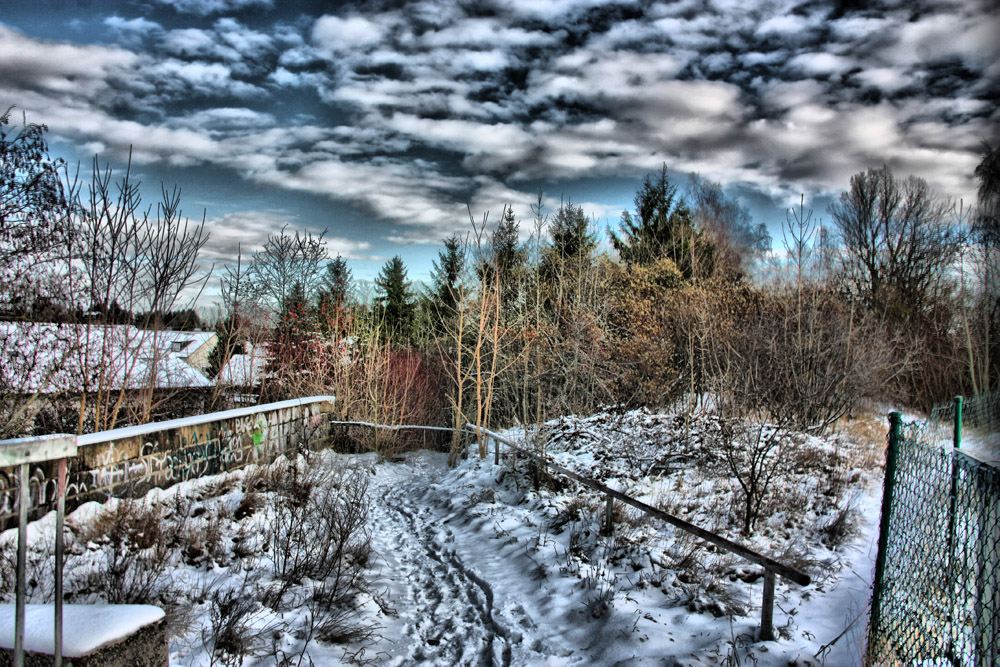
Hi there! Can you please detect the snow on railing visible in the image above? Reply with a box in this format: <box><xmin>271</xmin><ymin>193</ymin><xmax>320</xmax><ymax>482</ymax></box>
<box><xmin>466</xmin><ymin>423</ymin><xmax>811</xmax><ymax>642</ymax></box>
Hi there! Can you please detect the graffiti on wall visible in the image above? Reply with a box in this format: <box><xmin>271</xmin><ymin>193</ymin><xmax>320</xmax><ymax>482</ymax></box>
<box><xmin>0</xmin><ymin>401</ymin><xmax>331</xmax><ymax>526</ymax></box>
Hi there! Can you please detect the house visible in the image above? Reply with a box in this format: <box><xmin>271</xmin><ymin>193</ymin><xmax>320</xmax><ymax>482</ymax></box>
<box><xmin>161</xmin><ymin>330</ymin><xmax>217</xmax><ymax>375</ymax></box>
<box><xmin>0</xmin><ymin>322</ymin><xmax>217</xmax><ymax>393</ymax></box>
<box><xmin>218</xmin><ymin>342</ymin><xmax>267</xmax><ymax>389</ymax></box>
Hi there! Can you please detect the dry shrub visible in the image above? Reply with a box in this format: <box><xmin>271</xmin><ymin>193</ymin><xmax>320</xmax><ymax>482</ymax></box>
<box><xmin>838</xmin><ymin>413</ymin><xmax>889</xmax><ymax>471</ymax></box>
<box><xmin>82</xmin><ymin>499</ymin><xmax>178</xmax><ymax>604</ymax></box>
<box><xmin>601</xmin><ymin>257</ymin><xmax>685</xmax><ymax>404</ymax></box>
<box><xmin>819</xmin><ymin>492</ymin><xmax>862</xmax><ymax>549</ymax></box>
<box><xmin>205</xmin><ymin>587</ymin><xmax>271</xmax><ymax>667</ymax></box>
<box><xmin>262</xmin><ymin>456</ymin><xmax>375</xmax><ymax>646</ymax></box>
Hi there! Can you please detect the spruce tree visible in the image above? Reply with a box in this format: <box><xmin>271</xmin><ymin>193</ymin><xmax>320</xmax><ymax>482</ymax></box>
<box><xmin>491</xmin><ymin>206</ymin><xmax>525</xmax><ymax>315</ymax></box>
<box><xmin>611</xmin><ymin>164</ymin><xmax>714</xmax><ymax>278</ymax></box>
<box><xmin>320</xmin><ymin>255</ymin><xmax>352</xmax><ymax>307</ymax></box>
<box><xmin>375</xmin><ymin>255</ymin><xmax>414</xmax><ymax>342</ymax></box>
<box><xmin>549</xmin><ymin>201</ymin><xmax>595</xmax><ymax>261</ymax></box>
<box><xmin>316</xmin><ymin>254</ymin><xmax>353</xmax><ymax>337</ymax></box>
<box><xmin>429</xmin><ymin>235</ymin><xmax>465</xmax><ymax>335</ymax></box>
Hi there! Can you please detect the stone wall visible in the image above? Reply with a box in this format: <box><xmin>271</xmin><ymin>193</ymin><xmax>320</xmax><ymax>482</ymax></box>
<box><xmin>0</xmin><ymin>396</ymin><xmax>336</xmax><ymax>529</ymax></box>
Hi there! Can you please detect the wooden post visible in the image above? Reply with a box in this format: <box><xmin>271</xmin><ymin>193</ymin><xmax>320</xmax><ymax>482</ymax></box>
<box><xmin>15</xmin><ymin>463</ymin><xmax>28</xmax><ymax>667</ymax></box>
<box><xmin>603</xmin><ymin>494</ymin><xmax>613</xmax><ymax>536</ymax></box>
<box><xmin>494</xmin><ymin>433</ymin><xmax>500</xmax><ymax>465</ymax></box>
<box><xmin>760</xmin><ymin>568</ymin><xmax>776</xmax><ymax>641</ymax></box>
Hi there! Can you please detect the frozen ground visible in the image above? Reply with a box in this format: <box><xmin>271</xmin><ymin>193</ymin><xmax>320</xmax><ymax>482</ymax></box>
<box><xmin>1</xmin><ymin>408</ymin><xmax>887</xmax><ymax>666</ymax></box>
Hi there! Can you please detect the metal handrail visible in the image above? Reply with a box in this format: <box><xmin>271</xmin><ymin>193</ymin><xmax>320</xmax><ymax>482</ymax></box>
<box><xmin>464</xmin><ymin>423</ymin><xmax>811</xmax><ymax>641</ymax></box>
<box><xmin>324</xmin><ymin>418</ymin><xmax>812</xmax><ymax>640</ymax></box>
<box><xmin>0</xmin><ymin>434</ymin><xmax>78</xmax><ymax>667</ymax></box>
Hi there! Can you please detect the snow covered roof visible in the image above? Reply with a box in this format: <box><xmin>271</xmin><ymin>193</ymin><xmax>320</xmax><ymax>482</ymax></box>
<box><xmin>218</xmin><ymin>343</ymin><xmax>267</xmax><ymax>387</ymax></box>
<box><xmin>0</xmin><ymin>322</ymin><xmax>212</xmax><ymax>393</ymax></box>
<box><xmin>161</xmin><ymin>330</ymin><xmax>215</xmax><ymax>356</ymax></box>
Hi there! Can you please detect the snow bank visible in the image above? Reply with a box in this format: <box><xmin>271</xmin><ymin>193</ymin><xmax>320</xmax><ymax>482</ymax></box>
<box><xmin>0</xmin><ymin>603</ymin><xmax>164</xmax><ymax>657</ymax></box>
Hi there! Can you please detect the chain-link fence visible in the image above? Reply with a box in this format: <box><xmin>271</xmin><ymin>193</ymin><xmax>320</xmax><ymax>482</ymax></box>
<box><xmin>866</xmin><ymin>395</ymin><xmax>999</xmax><ymax>665</ymax></box>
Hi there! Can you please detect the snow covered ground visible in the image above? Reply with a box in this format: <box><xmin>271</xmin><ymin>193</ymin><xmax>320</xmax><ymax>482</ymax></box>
<box><xmin>1</xmin><ymin>408</ymin><xmax>887</xmax><ymax>665</ymax></box>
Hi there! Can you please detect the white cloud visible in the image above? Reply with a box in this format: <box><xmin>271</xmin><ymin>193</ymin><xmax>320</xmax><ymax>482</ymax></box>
<box><xmin>312</xmin><ymin>15</ymin><xmax>387</xmax><ymax>53</ymax></box>
<box><xmin>214</xmin><ymin>18</ymin><xmax>274</xmax><ymax>57</ymax></box>
<box><xmin>830</xmin><ymin>16</ymin><xmax>891</xmax><ymax>41</ymax></box>
<box><xmin>263</xmin><ymin>158</ymin><xmax>470</xmax><ymax>233</ymax></box>
<box><xmin>787</xmin><ymin>52</ymin><xmax>852</xmax><ymax>76</ymax></box>
<box><xmin>419</xmin><ymin>17</ymin><xmax>552</xmax><ymax>49</ymax></box>
<box><xmin>152</xmin><ymin>0</ymin><xmax>274</xmax><ymax>16</ymax></box>
<box><xmin>389</xmin><ymin>114</ymin><xmax>533</xmax><ymax>164</ymax></box>
<box><xmin>149</xmin><ymin>59</ymin><xmax>264</xmax><ymax>98</ymax></box>
<box><xmin>506</xmin><ymin>0</ymin><xmax>623</xmax><ymax>21</ymax></box>
<box><xmin>104</xmin><ymin>16</ymin><xmax>162</xmax><ymax>35</ymax></box>
<box><xmin>163</xmin><ymin>28</ymin><xmax>238</xmax><ymax>59</ymax></box>
<box><xmin>170</xmin><ymin>107</ymin><xmax>276</xmax><ymax>133</ymax></box>
<box><xmin>201</xmin><ymin>210</ymin><xmax>380</xmax><ymax>263</ymax></box>
<box><xmin>0</xmin><ymin>26</ymin><xmax>139</xmax><ymax>98</ymax></box>
<box><xmin>531</xmin><ymin>49</ymin><xmax>685</xmax><ymax>102</ymax></box>
<box><xmin>755</xmin><ymin>14</ymin><xmax>812</xmax><ymax>38</ymax></box>
<box><xmin>853</xmin><ymin>67</ymin><xmax>911</xmax><ymax>92</ymax></box>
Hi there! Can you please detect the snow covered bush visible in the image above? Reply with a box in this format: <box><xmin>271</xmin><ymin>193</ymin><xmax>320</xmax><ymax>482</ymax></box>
<box><xmin>0</xmin><ymin>450</ymin><xmax>382</xmax><ymax>665</ymax></box>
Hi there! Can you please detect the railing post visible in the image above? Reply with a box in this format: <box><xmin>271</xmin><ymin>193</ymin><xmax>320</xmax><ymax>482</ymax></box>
<box><xmin>494</xmin><ymin>433</ymin><xmax>500</xmax><ymax>465</ymax></box>
<box><xmin>759</xmin><ymin>568</ymin><xmax>776</xmax><ymax>641</ymax></box>
<box><xmin>15</xmin><ymin>462</ymin><xmax>28</xmax><ymax>667</ymax></box>
<box><xmin>603</xmin><ymin>494</ymin><xmax>614</xmax><ymax>536</ymax></box>
<box><xmin>55</xmin><ymin>457</ymin><xmax>67</xmax><ymax>667</ymax></box>
<box><xmin>869</xmin><ymin>411</ymin><xmax>902</xmax><ymax>656</ymax></box>
<box><xmin>1</xmin><ymin>434</ymin><xmax>77</xmax><ymax>667</ymax></box>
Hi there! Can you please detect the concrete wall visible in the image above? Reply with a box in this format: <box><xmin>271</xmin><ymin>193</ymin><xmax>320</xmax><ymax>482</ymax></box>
<box><xmin>0</xmin><ymin>616</ymin><xmax>167</xmax><ymax>667</ymax></box>
<box><xmin>0</xmin><ymin>396</ymin><xmax>336</xmax><ymax>529</ymax></box>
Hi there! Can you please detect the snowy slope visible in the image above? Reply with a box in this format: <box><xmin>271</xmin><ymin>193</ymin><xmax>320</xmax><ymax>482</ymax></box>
<box><xmin>1</xmin><ymin>408</ymin><xmax>886</xmax><ymax>666</ymax></box>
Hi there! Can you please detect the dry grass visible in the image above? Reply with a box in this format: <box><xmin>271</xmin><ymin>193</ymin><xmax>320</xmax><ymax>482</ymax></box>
<box><xmin>838</xmin><ymin>413</ymin><xmax>888</xmax><ymax>471</ymax></box>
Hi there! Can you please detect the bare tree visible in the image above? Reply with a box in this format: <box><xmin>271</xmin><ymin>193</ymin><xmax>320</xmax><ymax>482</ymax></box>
<box><xmin>829</xmin><ymin>165</ymin><xmax>963</xmax><ymax>319</ymax></box>
<box><xmin>689</xmin><ymin>174</ymin><xmax>769</xmax><ymax>280</ymax></box>
<box><xmin>246</xmin><ymin>226</ymin><xmax>327</xmax><ymax>314</ymax></box>
<box><xmin>0</xmin><ymin>107</ymin><xmax>79</xmax><ymax>436</ymax></box>
<box><xmin>962</xmin><ymin>142</ymin><xmax>1000</xmax><ymax>393</ymax></box>
<box><xmin>73</xmin><ymin>151</ymin><xmax>210</xmax><ymax>430</ymax></box>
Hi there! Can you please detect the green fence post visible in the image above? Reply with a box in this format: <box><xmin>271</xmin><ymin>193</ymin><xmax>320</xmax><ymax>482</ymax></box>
<box><xmin>868</xmin><ymin>411</ymin><xmax>901</xmax><ymax>659</ymax></box>
<box><xmin>953</xmin><ymin>395</ymin><xmax>963</xmax><ymax>450</ymax></box>
<box><xmin>946</xmin><ymin>395</ymin><xmax>963</xmax><ymax>667</ymax></box>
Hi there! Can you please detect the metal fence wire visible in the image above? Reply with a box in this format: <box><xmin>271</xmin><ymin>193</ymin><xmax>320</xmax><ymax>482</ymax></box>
<box><xmin>866</xmin><ymin>395</ymin><xmax>999</xmax><ymax>665</ymax></box>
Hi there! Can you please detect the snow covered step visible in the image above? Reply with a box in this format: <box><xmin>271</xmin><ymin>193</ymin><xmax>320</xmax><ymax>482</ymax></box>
<box><xmin>0</xmin><ymin>604</ymin><xmax>166</xmax><ymax>666</ymax></box>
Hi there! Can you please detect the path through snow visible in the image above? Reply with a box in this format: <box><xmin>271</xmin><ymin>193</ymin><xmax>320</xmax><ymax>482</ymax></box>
<box><xmin>367</xmin><ymin>451</ymin><xmax>557</xmax><ymax>666</ymax></box>
<box><xmin>361</xmin><ymin>446</ymin><xmax>881</xmax><ymax>666</ymax></box>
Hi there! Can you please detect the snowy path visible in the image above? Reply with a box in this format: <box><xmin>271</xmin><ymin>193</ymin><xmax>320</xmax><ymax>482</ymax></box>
<box><xmin>360</xmin><ymin>447</ymin><xmax>883</xmax><ymax>666</ymax></box>
<box><xmin>366</xmin><ymin>451</ymin><xmax>587</xmax><ymax>666</ymax></box>
<box><xmin>369</xmin><ymin>458</ymin><xmax>512</xmax><ymax>665</ymax></box>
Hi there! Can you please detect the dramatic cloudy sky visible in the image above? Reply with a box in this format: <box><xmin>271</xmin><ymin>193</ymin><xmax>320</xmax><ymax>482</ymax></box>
<box><xmin>2</xmin><ymin>0</ymin><xmax>997</xmax><ymax>289</ymax></box>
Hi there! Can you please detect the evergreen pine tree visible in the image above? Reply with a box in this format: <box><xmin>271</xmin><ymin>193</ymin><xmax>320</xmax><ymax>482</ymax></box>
<box><xmin>375</xmin><ymin>255</ymin><xmax>414</xmax><ymax>342</ymax></box>
<box><xmin>549</xmin><ymin>201</ymin><xmax>596</xmax><ymax>260</ymax></box>
<box><xmin>316</xmin><ymin>254</ymin><xmax>353</xmax><ymax>337</ymax></box>
<box><xmin>611</xmin><ymin>164</ymin><xmax>714</xmax><ymax>278</ymax></box>
<box><xmin>429</xmin><ymin>235</ymin><xmax>465</xmax><ymax>335</ymax></box>
<box><xmin>491</xmin><ymin>206</ymin><xmax>525</xmax><ymax>314</ymax></box>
